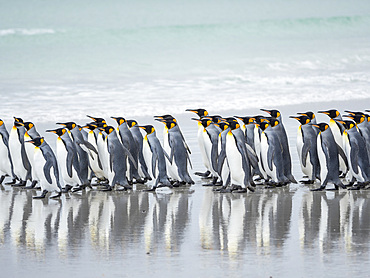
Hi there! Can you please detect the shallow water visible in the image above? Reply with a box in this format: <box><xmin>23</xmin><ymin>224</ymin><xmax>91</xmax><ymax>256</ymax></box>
<box><xmin>2</xmin><ymin>107</ymin><xmax>370</xmax><ymax>277</ymax></box>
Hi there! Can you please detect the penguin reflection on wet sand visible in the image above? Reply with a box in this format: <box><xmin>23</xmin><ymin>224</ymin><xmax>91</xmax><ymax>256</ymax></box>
<box><xmin>26</xmin><ymin>137</ymin><xmax>62</xmax><ymax>199</ymax></box>
<box><xmin>138</xmin><ymin>125</ymin><xmax>172</xmax><ymax>190</ymax></box>
<box><xmin>311</xmin><ymin>123</ymin><xmax>346</xmax><ymax>191</ymax></box>
<box><xmin>337</xmin><ymin>120</ymin><xmax>370</xmax><ymax>189</ymax></box>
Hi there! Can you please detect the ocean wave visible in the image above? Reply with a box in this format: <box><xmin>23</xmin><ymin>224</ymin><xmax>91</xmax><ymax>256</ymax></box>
<box><xmin>0</xmin><ymin>28</ymin><xmax>57</xmax><ymax>36</ymax></box>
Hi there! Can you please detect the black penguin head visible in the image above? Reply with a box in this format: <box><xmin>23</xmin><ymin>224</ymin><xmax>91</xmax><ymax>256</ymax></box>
<box><xmin>311</xmin><ymin>123</ymin><xmax>329</xmax><ymax>132</ymax></box>
<box><xmin>269</xmin><ymin>118</ymin><xmax>280</xmax><ymax>128</ymax></box>
<box><xmin>344</xmin><ymin>114</ymin><xmax>365</xmax><ymax>124</ymax></box>
<box><xmin>87</xmin><ymin>115</ymin><xmax>106</xmax><ymax>124</ymax></box>
<box><xmin>254</xmin><ymin>116</ymin><xmax>269</xmax><ymax>125</ymax></box>
<box><xmin>138</xmin><ymin>125</ymin><xmax>155</xmax><ymax>134</ymax></box>
<box><xmin>235</xmin><ymin>116</ymin><xmax>254</xmax><ymax>125</ymax></box>
<box><xmin>297</xmin><ymin>111</ymin><xmax>315</xmax><ymax>121</ymax></box>
<box><xmin>154</xmin><ymin>115</ymin><xmax>176</xmax><ymax>122</ymax></box>
<box><xmin>82</xmin><ymin>123</ymin><xmax>97</xmax><ymax>131</ymax></box>
<box><xmin>207</xmin><ymin>115</ymin><xmax>223</xmax><ymax>124</ymax></box>
<box><xmin>336</xmin><ymin>120</ymin><xmax>356</xmax><ymax>130</ymax></box>
<box><xmin>258</xmin><ymin>122</ymin><xmax>270</xmax><ymax>131</ymax></box>
<box><xmin>26</xmin><ymin>137</ymin><xmax>45</xmax><ymax>147</ymax></box>
<box><xmin>228</xmin><ymin>121</ymin><xmax>240</xmax><ymax>130</ymax></box>
<box><xmin>13</xmin><ymin>117</ymin><xmax>24</xmax><ymax>127</ymax></box>
<box><xmin>46</xmin><ymin>128</ymin><xmax>67</xmax><ymax>137</ymax></box>
<box><xmin>23</xmin><ymin>122</ymin><xmax>35</xmax><ymax>131</ymax></box>
<box><xmin>127</xmin><ymin>120</ymin><xmax>138</xmax><ymax>128</ymax></box>
<box><xmin>57</xmin><ymin>122</ymin><xmax>77</xmax><ymax>130</ymax></box>
<box><xmin>221</xmin><ymin>117</ymin><xmax>238</xmax><ymax>125</ymax></box>
<box><xmin>318</xmin><ymin>109</ymin><xmax>340</xmax><ymax>119</ymax></box>
<box><xmin>158</xmin><ymin>119</ymin><xmax>177</xmax><ymax>130</ymax></box>
<box><xmin>289</xmin><ymin>115</ymin><xmax>311</xmax><ymax>125</ymax></box>
<box><xmin>261</xmin><ymin>109</ymin><xmax>281</xmax><ymax>118</ymax></box>
<box><xmin>100</xmin><ymin>126</ymin><xmax>115</xmax><ymax>135</ymax></box>
<box><xmin>217</xmin><ymin>122</ymin><xmax>230</xmax><ymax>131</ymax></box>
<box><xmin>186</xmin><ymin>108</ymin><xmax>209</xmax><ymax>118</ymax></box>
<box><xmin>111</xmin><ymin>117</ymin><xmax>126</xmax><ymax>126</ymax></box>
<box><xmin>191</xmin><ymin>118</ymin><xmax>212</xmax><ymax>128</ymax></box>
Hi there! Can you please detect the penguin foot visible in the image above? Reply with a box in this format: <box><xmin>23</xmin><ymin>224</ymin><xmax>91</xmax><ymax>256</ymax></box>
<box><xmin>62</xmin><ymin>185</ymin><xmax>73</xmax><ymax>193</ymax></box>
<box><xmin>0</xmin><ymin>175</ymin><xmax>6</xmax><ymax>185</ymax></box>
<box><xmin>23</xmin><ymin>180</ymin><xmax>38</xmax><ymax>189</ymax></box>
<box><xmin>300</xmin><ymin>179</ymin><xmax>315</xmax><ymax>184</ymax></box>
<box><xmin>50</xmin><ymin>192</ymin><xmax>62</xmax><ymax>199</ymax></box>
<box><xmin>135</xmin><ymin>178</ymin><xmax>147</xmax><ymax>184</ymax></box>
<box><xmin>144</xmin><ymin>187</ymin><xmax>157</xmax><ymax>192</ymax></box>
<box><xmin>348</xmin><ymin>186</ymin><xmax>361</xmax><ymax>191</ymax></box>
<box><xmin>4</xmin><ymin>178</ymin><xmax>17</xmax><ymax>185</ymax></box>
<box><xmin>100</xmin><ymin>185</ymin><xmax>112</xmax><ymax>192</ymax></box>
<box><xmin>194</xmin><ymin>171</ymin><xmax>211</xmax><ymax>178</ymax></box>
<box><xmin>13</xmin><ymin>180</ymin><xmax>27</xmax><ymax>187</ymax></box>
<box><xmin>72</xmin><ymin>186</ymin><xmax>83</xmax><ymax>193</ymax></box>
<box><xmin>234</xmin><ymin>188</ymin><xmax>249</xmax><ymax>193</ymax></box>
<box><xmin>310</xmin><ymin>187</ymin><xmax>325</xmax><ymax>191</ymax></box>
<box><xmin>33</xmin><ymin>190</ymin><xmax>48</xmax><ymax>199</ymax></box>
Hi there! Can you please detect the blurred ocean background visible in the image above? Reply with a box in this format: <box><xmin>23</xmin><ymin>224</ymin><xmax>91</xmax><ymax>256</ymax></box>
<box><xmin>1</xmin><ymin>0</ymin><xmax>370</xmax><ymax>122</ymax></box>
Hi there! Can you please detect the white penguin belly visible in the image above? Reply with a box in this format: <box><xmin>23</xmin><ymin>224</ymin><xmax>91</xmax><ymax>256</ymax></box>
<box><xmin>0</xmin><ymin>135</ymin><xmax>12</xmax><ymax>176</ymax></box>
<box><xmin>143</xmin><ymin>137</ymin><xmax>154</xmax><ymax>179</ymax></box>
<box><xmin>9</xmin><ymin>127</ymin><xmax>28</xmax><ymax>180</ymax></box>
<box><xmin>198</xmin><ymin>124</ymin><xmax>210</xmax><ymax>171</ymax></box>
<box><xmin>317</xmin><ymin>136</ymin><xmax>328</xmax><ymax>184</ymax></box>
<box><xmin>226</xmin><ymin>133</ymin><xmax>245</xmax><ymax>187</ymax></box>
<box><xmin>87</xmin><ymin>132</ymin><xmax>105</xmax><ymax>179</ymax></box>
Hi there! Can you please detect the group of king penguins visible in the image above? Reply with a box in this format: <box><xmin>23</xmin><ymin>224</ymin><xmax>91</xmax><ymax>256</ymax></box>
<box><xmin>0</xmin><ymin>115</ymin><xmax>194</xmax><ymax>199</ymax></box>
<box><xmin>188</xmin><ymin>108</ymin><xmax>370</xmax><ymax>192</ymax></box>
<box><xmin>0</xmin><ymin>107</ymin><xmax>369</xmax><ymax>200</ymax></box>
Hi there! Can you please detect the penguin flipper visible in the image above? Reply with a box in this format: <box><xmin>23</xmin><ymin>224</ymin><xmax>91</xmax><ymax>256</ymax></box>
<box><xmin>43</xmin><ymin>158</ymin><xmax>53</xmax><ymax>184</ymax></box>
<box><xmin>267</xmin><ymin>144</ymin><xmax>274</xmax><ymax>172</ymax></box>
<box><xmin>336</xmin><ymin>143</ymin><xmax>348</xmax><ymax>168</ymax></box>
<box><xmin>349</xmin><ymin>140</ymin><xmax>360</xmax><ymax>175</ymax></box>
<box><xmin>301</xmin><ymin>141</ymin><xmax>311</xmax><ymax>168</ymax></box>
<box><xmin>151</xmin><ymin>152</ymin><xmax>158</xmax><ymax>178</ymax></box>
<box><xmin>245</xmin><ymin>143</ymin><xmax>259</xmax><ymax>169</ymax></box>
<box><xmin>217</xmin><ymin>149</ymin><xmax>226</xmax><ymax>175</ymax></box>
<box><xmin>122</xmin><ymin>144</ymin><xmax>138</xmax><ymax>169</ymax></box>
<box><xmin>66</xmin><ymin>148</ymin><xmax>75</xmax><ymax>178</ymax></box>
<box><xmin>83</xmin><ymin>141</ymin><xmax>98</xmax><ymax>155</ymax></box>
<box><xmin>163</xmin><ymin>149</ymin><xmax>172</xmax><ymax>163</ymax></box>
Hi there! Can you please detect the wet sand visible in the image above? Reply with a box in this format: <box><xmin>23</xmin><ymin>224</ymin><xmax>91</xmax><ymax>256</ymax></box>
<box><xmin>1</xmin><ymin>98</ymin><xmax>370</xmax><ymax>277</ymax></box>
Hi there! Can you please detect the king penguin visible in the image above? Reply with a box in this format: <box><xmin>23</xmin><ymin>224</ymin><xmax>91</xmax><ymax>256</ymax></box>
<box><xmin>26</xmin><ymin>137</ymin><xmax>62</xmax><ymax>199</ymax></box>
<box><xmin>289</xmin><ymin>115</ymin><xmax>320</xmax><ymax>184</ymax></box>
<box><xmin>186</xmin><ymin>108</ymin><xmax>211</xmax><ymax>177</ymax></box>
<box><xmin>138</xmin><ymin>125</ymin><xmax>172</xmax><ymax>190</ymax></box>
<box><xmin>127</xmin><ymin>119</ymin><xmax>151</xmax><ymax>182</ymax></box>
<box><xmin>8</xmin><ymin>117</ymin><xmax>31</xmax><ymax>186</ymax></box>
<box><xmin>224</xmin><ymin>121</ymin><xmax>255</xmax><ymax>192</ymax></box>
<box><xmin>318</xmin><ymin>109</ymin><xmax>348</xmax><ymax>176</ymax></box>
<box><xmin>46</xmin><ymin>128</ymin><xmax>82</xmax><ymax>192</ymax></box>
<box><xmin>261</xmin><ymin>109</ymin><xmax>296</xmax><ymax>184</ymax></box>
<box><xmin>0</xmin><ymin>119</ymin><xmax>14</xmax><ymax>184</ymax></box>
<box><xmin>311</xmin><ymin>123</ymin><xmax>346</xmax><ymax>191</ymax></box>
<box><xmin>215</xmin><ymin>121</ymin><xmax>231</xmax><ymax>191</ymax></box>
<box><xmin>100</xmin><ymin>126</ymin><xmax>134</xmax><ymax>191</ymax></box>
<box><xmin>156</xmin><ymin>118</ymin><xmax>194</xmax><ymax>185</ymax></box>
<box><xmin>338</xmin><ymin>119</ymin><xmax>370</xmax><ymax>189</ymax></box>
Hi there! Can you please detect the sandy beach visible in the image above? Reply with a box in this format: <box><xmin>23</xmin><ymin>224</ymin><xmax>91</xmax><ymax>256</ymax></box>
<box><xmin>0</xmin><ymin>98</ymin><xmax>370</xmax><ymax>277</ymax></box>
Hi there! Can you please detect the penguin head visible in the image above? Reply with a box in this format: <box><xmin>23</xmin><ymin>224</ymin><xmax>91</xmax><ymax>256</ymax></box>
<box><xmin>100</xmin><ymin>126</ymin><xmax>115</xmax><ymax>135</ymax></box>
<box><xmin>228</xmin><ymin>121</ymin><xmax>240</xmax><ymax>130</ymax></box>
<box><xmin>261</xmin><ymin>109</ymin><xmax>281</xmax><ymax>118</ymax></box>
<box><xmin>217</xmin><ymin>122</ymin><xmax>230</xmax><ymax>131</ymax></box>
<box><xmin>297</xmin><ymin>111</ymin><xmax>315</xmax><ymax>121</ymax></box>
<box><xmin>191</xmin><ymin>118</ymin><xmax>212</xmax><ymax>128</ymax></box>
<box><xmin>154</xmin><ymin>115</ymin><xmax>176</xmax><ymax>122</ymax></box>
<box><xmin>311</xmin><ymin>123</ymin><xmax>329</xmax><ymax>132</ymax></box>
<box><xmin>82</xmin><ymin>123</ymin><xmax>97</xmax><ymax>131</ymax></box>
<box><xmin>336</xmin><ymin>120</ymin><xmax>356</xmax><ymax>130</ymax></box>
<box><xmin>138</xmin><ymin>125</ymin><xmax>155</xmax><ymax>135</ymax></box>
<box><xmin>344</xmin><ymin>114</ymin><xmax>365</xmax><ymax>124</ymax></box>
<box><xmin>111</xmin><ymin>117</ymin><xmax>126</xmax><ymax>126</ymax></box>
<box><xmin>235</xmin><ymin>116</ymin><xmax>254</xmax><ymax>125</ymax></box>
<box><xmin>207</xmin><ymin>115</ymin><xmax>223</xmax><ymax>124</ymax></box>
<box><xmin>57</xmin><ymin>122</ymin><xmax>77</xmax><ymax>130</ymax></box>
<box><xmin>258</xmin><ymin>122</ymin><xmax>270</xmax><ymax>131</ymax></box>
<box><xmin>13</xmin><ymin>117</ymin><xmax>24</xmax><ymax>127</ymax></box>
<box><xmin>87</xmin><ymin>115</ymin><xmax>106</xmax><ymax>124</ymax></box>
<box><xmin>186</xmin><ymin>108</ymin><xmax>208</xmax><ymax>118</ymax></box>
<box><xmin>160</xmin><ymin>119</ymin><xmax>178</xmax><ymax>130</ymax></box>
<box><xmin>46</xmin><ymin>128</ymin><xmax>67</xmax><ymax>137</ymax></box>
<box><xmin>127</xmin><ymin>120</ymin><xmax>138</xmax><ymax>128</ymax></box>
<box><xmin>289</xmin><ymin>115</ymin><xmax>311</xmax><ymax>125</ymax></box>
<box><xmin>221</xmin><ymin>117</ymin><xmax>238</xmax><ymax>125</ymax></box>
<box><xmin>318</xmin><ymin>109</ymin><xmax>340</xmax><ymax>119</ymax></box>
<box><xmin>269</xmin><ymin>118</ymin><xmax>280</xmax><ymax>128</ymax></box>
<box><xmin>26</xmin><ymin>137</ymin><xmax>45</xmax><ymax>147</ymax></box>
<box><xmin>23</xmin><ymin>122</ymin><xmax>35</xmax><ymax>131</ymax></box>
<box><xmin>254</xmin><ymin>116</ymin><xmax>269</xmax><ymax>125</ymax></box>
